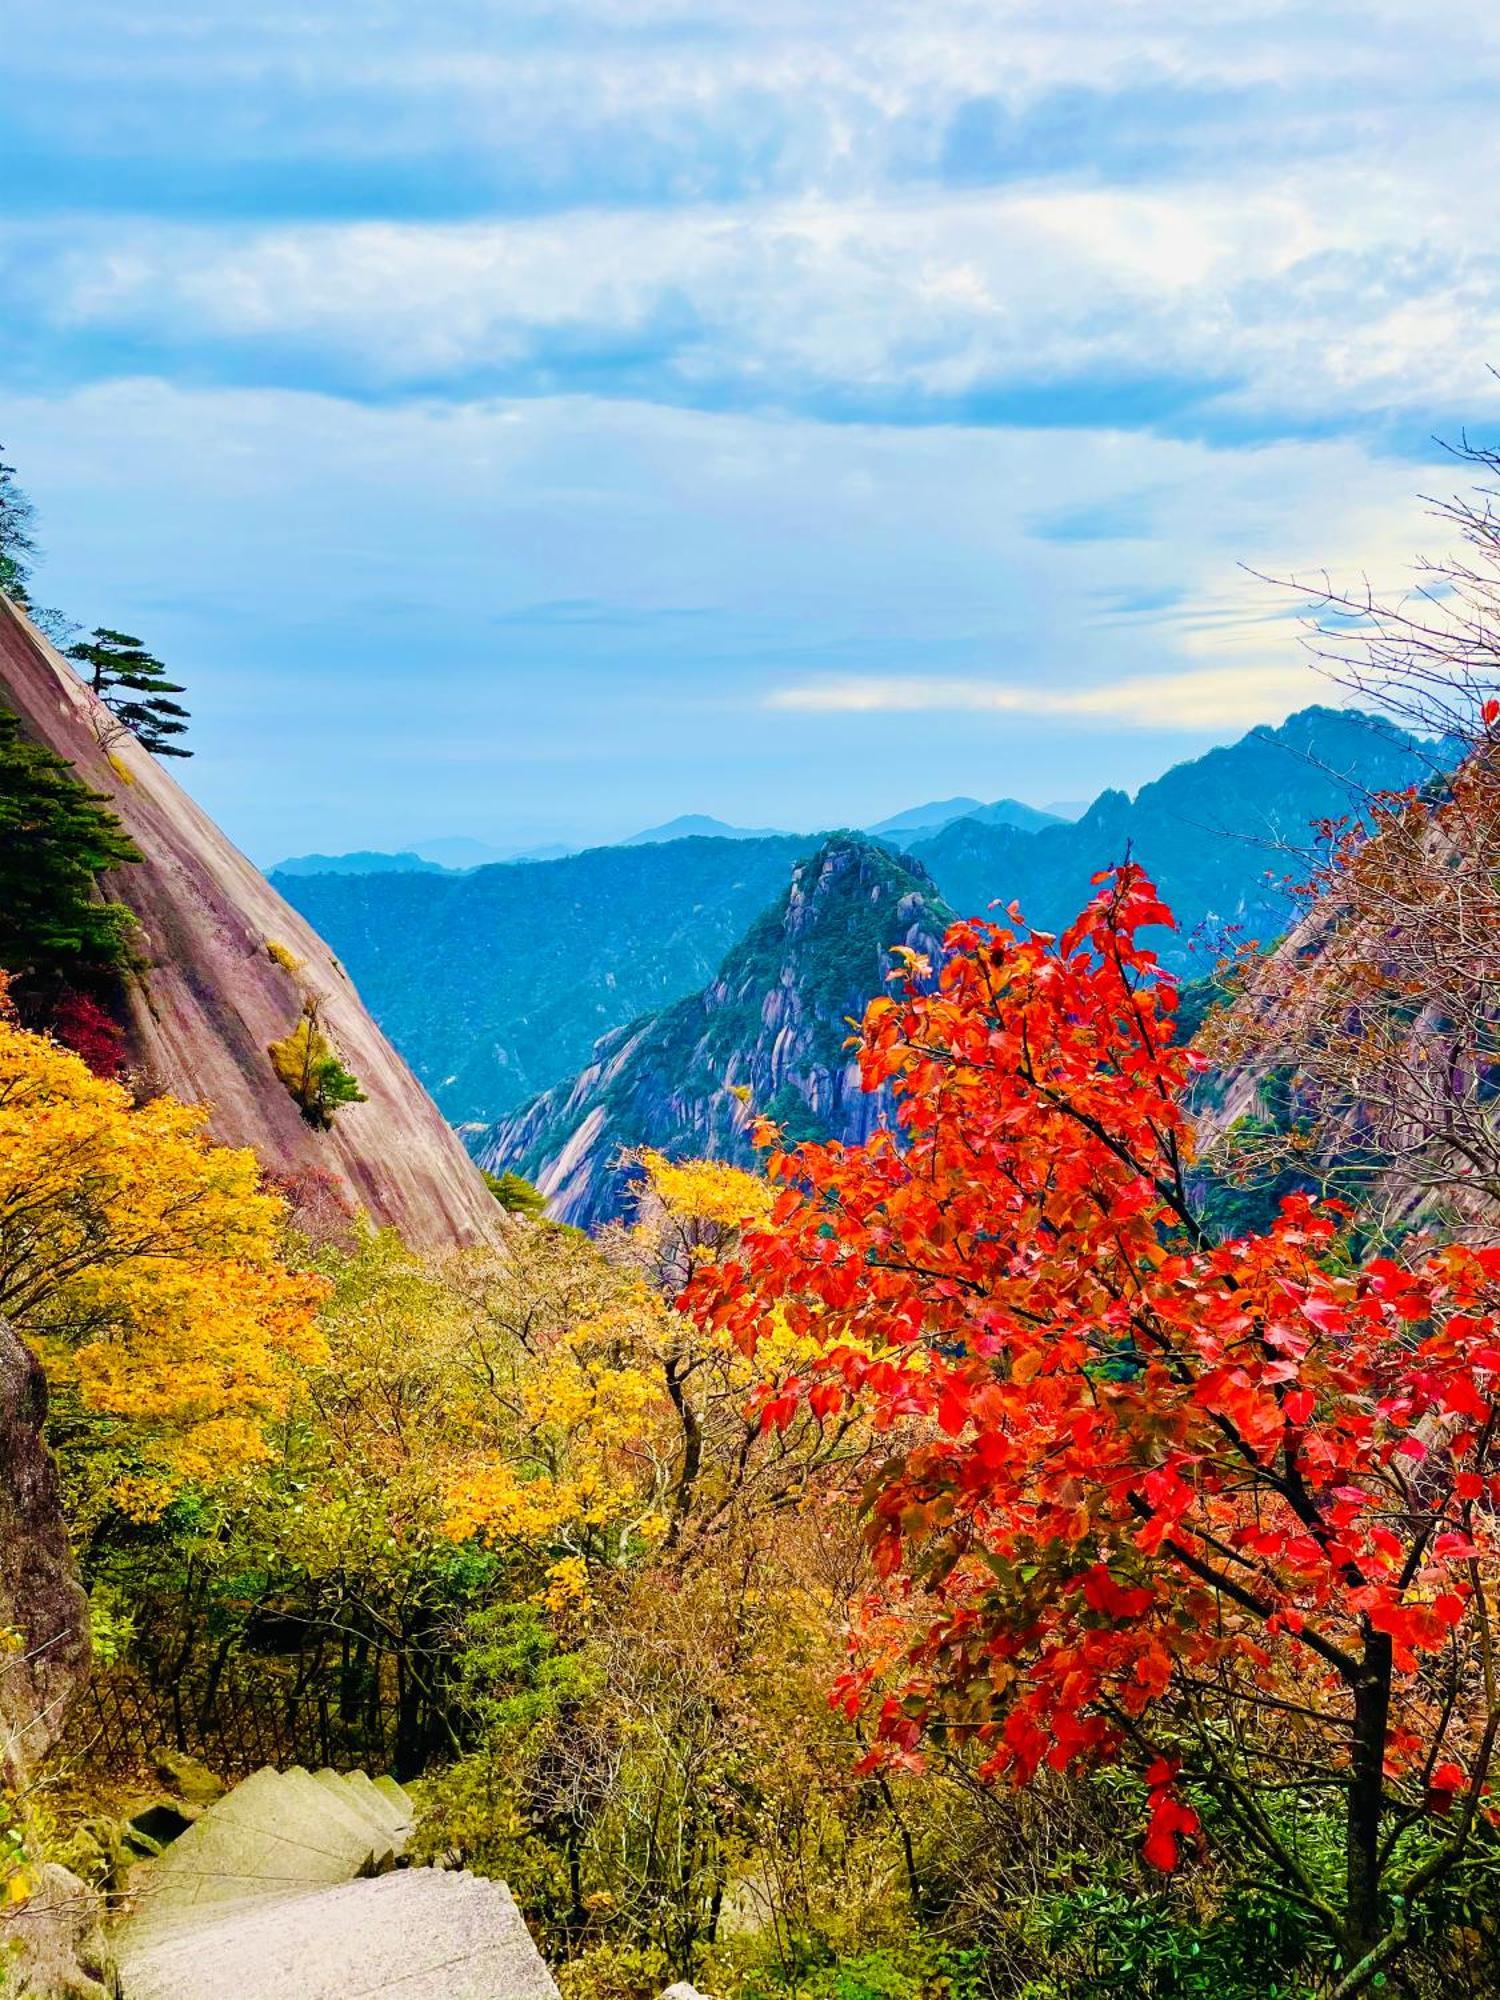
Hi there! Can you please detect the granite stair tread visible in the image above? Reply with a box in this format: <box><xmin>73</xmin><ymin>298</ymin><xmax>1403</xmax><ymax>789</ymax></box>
<box><xmin>114</xmin><ymin>1768</ymin><xmax>556</xmax><ymax>2000</ymax></box>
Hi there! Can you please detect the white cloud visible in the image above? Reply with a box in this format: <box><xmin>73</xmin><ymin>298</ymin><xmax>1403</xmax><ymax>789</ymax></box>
<box><xmin>768</xmin><ymin>662</ymin><xmax>1335</xmax><ymax>730</ymax></box>
<box><xmin>11</xmin><ymin>149</ymin><xmax>1500</xmax><ymax>435</ymax></box>
<box><xmin>2</xmin><ymin>377</ymin><xmax>1431</xmax><ymax>853</ymax></box>
<box><xmin>6</xmin><ymin>1</ymin><xmax>1500</xmax><ymax>443</ymax></box>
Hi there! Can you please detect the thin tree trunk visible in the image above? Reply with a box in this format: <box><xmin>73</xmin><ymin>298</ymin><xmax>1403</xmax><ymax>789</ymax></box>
<box><xmin>1345</xmin><ymin>1632</ymin><xmax>1393</xmax><ymax>1965</ymax></box>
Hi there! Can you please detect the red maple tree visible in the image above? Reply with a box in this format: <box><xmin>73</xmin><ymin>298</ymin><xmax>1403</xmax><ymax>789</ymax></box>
<box><xmin>687</xmin><ymin>866</ymin><xmax>1500</xmax><ymax>1997</ymax></box>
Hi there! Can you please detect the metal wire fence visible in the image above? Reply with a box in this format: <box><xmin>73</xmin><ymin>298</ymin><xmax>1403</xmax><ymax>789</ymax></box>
<box><xmin>60</xmin><ymin>1657</ymin><xmax>404</xmax><ymax>1780</ymax></box>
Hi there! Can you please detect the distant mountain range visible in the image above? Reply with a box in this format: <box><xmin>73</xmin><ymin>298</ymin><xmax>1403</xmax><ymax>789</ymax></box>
<box><xmin>275</xmin><ymin>708</ymin><xmax>1435</xmax><ymax>1159</ymax></box>
<box><xmin>868</xmin><ymin>796</ymin><xmax>1072</xmax><ymax>844</ymax></box>
<box><xmin>472</xmin><ymin>836</ymin><xmax>952</xmax><ymax>1228</ymax></box>
<box><xmin>906</xmin><ymin>706</ymin><xmax>1426</xmax><ymax>956</ymax></box>
<box><xmin>460</xmin><ymin>707</ymin><xmax>1434</xmax><ymax>1226</ymax></box>
<box><xmin>267</xmin><ymin>794</ymin><xmax>1067</xmax><ymax>876</ymax></box>
<box><xmin>621</xmin><ymin>814</ymin><xmax>791</xmax><ymax>846</ymax></box>
<box><xmin>274</xmin><ymin>835</ymin><xmax>809</xmax><ymax>1121</ymax></box>
<box><xmin>869</xmin><ymin>795</ymin><xmax>1060</xmax><ymax>840</ymax></box>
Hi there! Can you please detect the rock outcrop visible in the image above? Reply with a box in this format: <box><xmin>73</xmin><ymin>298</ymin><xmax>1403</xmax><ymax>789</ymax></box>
<box><xmin>0</xmin><ymin>595</ymin><xmax>501</xmax><ymax>1252</ymax></box>
<box><xmin>0</xmin><ymin>1863</ymin><xmax>115</xmax><ymax>2000</ymax></box>
<box><xmin>472</xmin><ymin>835</ymin><xmax>952</xmax><ymax>1228</ymax></box>
<box><xmin>0</xmin><ymin>1319</ymin><xmax>90</xmax><ymax>1790</ymax></box>
<box><xmin>1191</xmin><ymin>782</ymin><xmax>1500</xmax><ymax>1243</ymax></box>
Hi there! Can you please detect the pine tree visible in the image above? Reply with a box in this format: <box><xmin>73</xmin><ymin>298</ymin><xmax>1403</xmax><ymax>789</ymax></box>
<box><xmin>269</xmin><ymin>1002</ymin><xmax>367</xmax><ymax>1128</ymax></box>
<box><xmin>0</xmin><ymin>450</ymin><xmax>38</xmax><ymax>604</ymax></box>
<box><xmin>0</xmin><ymin>707</ymin><xmax>141</xmax><ymax>1011</ymax></box>
<box><xmin>68</xmin><ymin>627</ymin><xmax>192</xmax><ymax>758</ymax></box>
<box><xmin>483</xmin><ymin>1169</ymin><xmax>548</xmax><ymax>1217</ymax></box>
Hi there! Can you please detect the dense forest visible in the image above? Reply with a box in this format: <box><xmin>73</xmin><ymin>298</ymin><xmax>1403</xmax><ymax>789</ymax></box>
<box><xmin>2</xmin><ymin>442</ymin><xmax>1500</xmax><ymax>2000</ymax></box>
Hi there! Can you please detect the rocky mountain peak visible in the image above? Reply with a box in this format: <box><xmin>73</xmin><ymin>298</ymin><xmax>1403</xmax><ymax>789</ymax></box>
<box><xmin>471</xmin><ymin>832</ymin><xmax>952</xmax><ymax>1228</ymax></box>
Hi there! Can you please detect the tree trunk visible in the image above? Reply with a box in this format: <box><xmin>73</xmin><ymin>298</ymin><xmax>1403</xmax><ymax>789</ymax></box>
<box><xmin>662</xmin><ymin>1354</ymin><xmax>703</xmax><ymax>1549</ymax></box>
<box><xmin>1345</xmin><ymin>1632</ymin><xmax>1393</xmax><ymax>1966</ymax></box>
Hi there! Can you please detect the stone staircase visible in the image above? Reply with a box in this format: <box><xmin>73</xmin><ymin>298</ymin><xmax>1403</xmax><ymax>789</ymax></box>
<box><xmin>114</xmin><ymin>1765</ymin><xmax>559</xmax><ymax>2000</ymax></box>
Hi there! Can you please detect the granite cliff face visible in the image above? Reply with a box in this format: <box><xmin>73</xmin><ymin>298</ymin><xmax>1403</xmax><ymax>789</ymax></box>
<box><xmin>0</xmin><ymin>596</ymin><xmax>500</xmax><ymax>1252</ymax></box>
<box><xmin>471</xmin><ymin>835</ymin><xmax>952</xmax><ymax>1228</ymax></box>
<box><xmin>1190</xmin><ymin>777</ymin><xmax>1500</xmax><ymax>1243</ymax></box>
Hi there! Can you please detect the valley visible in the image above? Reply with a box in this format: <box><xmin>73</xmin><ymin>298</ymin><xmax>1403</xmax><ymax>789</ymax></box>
<box><xmin>5</xmin><ymin>9</ymin><xmax>1500</xmax><ymax>1979</ymax></box>
<box><xmin>276</xmin><ymin>704</ymin><xmax>1431</xmax><ymax>1220</ymax></box>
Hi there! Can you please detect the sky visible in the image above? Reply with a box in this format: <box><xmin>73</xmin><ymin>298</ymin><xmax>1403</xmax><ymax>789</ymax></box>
<box><xmin>5</xmin><ymin>1</ymin><xmax>1500</xmax><ymax>863</ymax></box>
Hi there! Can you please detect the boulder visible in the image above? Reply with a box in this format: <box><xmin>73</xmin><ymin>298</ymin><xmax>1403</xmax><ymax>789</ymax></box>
<box><xmin>0</xmin><ymin>1862</ymin><xmax>115</xmax><ymax>2000</ymax></box>
<box><xmin>148</xmin><ymin>1751</ymin><xmax>225</xmax><ymax>1810</ymax></box>
<box><xmin>0</xmin><ymin>1321</ymin><xmax>90</xmax><ymax>1788</ymax></box>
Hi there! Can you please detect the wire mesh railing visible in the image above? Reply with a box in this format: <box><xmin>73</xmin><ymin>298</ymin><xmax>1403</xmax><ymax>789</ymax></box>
<box><xmin>59</xmin><ymin>1657</ymin><xmax>405</xmax><ymax>1781</ymax></box>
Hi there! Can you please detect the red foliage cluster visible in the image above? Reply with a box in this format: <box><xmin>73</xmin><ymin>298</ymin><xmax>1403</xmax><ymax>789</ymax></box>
<box><xmin>50</xmin><ymin>988</ymin><xmax>128</xmax><ymax>1078</ymax></box>
<box><xmin>686</xmin><ymin>867</ymin><xmax>1500</xmax><ymax>1897</ymax></box>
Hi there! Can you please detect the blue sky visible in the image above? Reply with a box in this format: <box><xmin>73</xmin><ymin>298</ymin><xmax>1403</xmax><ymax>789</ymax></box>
<box><xmin>5</xmin><ymin>0</ymin><xmax>1500</xmax><ymax>862</ymax></box>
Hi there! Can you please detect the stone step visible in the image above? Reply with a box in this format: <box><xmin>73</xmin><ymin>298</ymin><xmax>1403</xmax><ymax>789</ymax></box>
<box><xmin>119</xmin><ymin>1869</ymin><xmax>470</xmax><ymax>1987</ymax></box>
<box><xmin>309</xmin><ymin>1769</ymin><xmax>409</xmax><ymax>1849</ymax></box>
<box><xmin>277</xmin><ymin>1767</ymin><xmax>401</xmax><ymax>1865</ymax></box>
<box><xmin>338</xmin><ymin>1768</ymin><xmax>414</xmax><ymax>1839</ymax></box>
<box><xmin>370</xmin><ymin>1775</ymin><xmax>410</xmax><ymax>1819</ymax></box>
<box><xmin>117</xmin><ymin>1866</ymin><xmax>560</xmax><ymax>2000</ymax></box>
<box><xmin>123</xmin><ymin>1766</ymin><xmax>395</xmax><ymax>1930</ymax></box>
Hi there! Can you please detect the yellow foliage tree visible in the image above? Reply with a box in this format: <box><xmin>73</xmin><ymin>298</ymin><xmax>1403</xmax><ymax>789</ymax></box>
<box><xmin>437</xmin><ymin>1229</ymin><xmax>675</xmax><ymax>1600</ymax></box>
<box><xmin>443</xmin><ymin>1149</ymin><xmax>860</xmax><ymax>1581</ymax></box>
<box><xmin>0</xmin><ymin>984</ymin><xmax>327</xmax><ymax>1512</ymax></box>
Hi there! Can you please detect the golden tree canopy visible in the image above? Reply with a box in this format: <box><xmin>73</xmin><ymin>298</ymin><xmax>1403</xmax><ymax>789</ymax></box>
<box><xmin>0</xmin><ymin>986</ymin><xmax>327</xmax><ymax>1508</ymax></box>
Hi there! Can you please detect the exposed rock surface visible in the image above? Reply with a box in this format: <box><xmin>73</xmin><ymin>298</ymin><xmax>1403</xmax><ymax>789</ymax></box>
<box><xmin>115</xmin><ymin>1765</ymin><xmax>556</xmax><ymax>2000</ymax></box>
<box><xmin>0</xmin><ymin>1862</ymin><xmax>114</xmax><ymax>2000</ymax></box>
<box><xmin>0</xmin><ymin>596</ymin><xmax>500</xmax><ymax>1252</ymax></box>
<box><xmin>1190</xmin><ymin>806</ymin><xmax>1500</xmax><ymax>1242</ymax></box>
<box><xmin>0</xmin><ymin>1319</ymin><xmax>90</xmax><ymax>1789</ymax></box>
<box><xmin>472</xmin><ymin>835</ymin><xmax>952</xmax><ymax>1228</ymax></box>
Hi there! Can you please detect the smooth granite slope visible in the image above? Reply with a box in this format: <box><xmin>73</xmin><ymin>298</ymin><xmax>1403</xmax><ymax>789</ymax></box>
<box><xmin>0</xmin><ymin>594</ymin><xmax>502</xmax><ymax>1252</ymax></box>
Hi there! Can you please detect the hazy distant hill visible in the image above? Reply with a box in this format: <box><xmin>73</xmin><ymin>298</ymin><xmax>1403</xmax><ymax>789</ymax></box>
<box><xmin>870</xmin><ymin>795</ymin><xmax>1060</xmax><ymax>841</ymax></box>
<box><xmin>272</xmin><ymin>849</ymin><xmax>450</xmax><ymax>877</ymax></box>
<box><xmin>866</xmin><ymin>795</ymin><xmax>984</xmax><ymax>837</ymax></box>
<box><xmin>622</xmin><ymin>813</ymin><xmax>793</xmax><ymax>845</ymax></box>
<box><xmin>414</xmin><ymin>835</ymin><xmax>573</xmax><ymax>868</ymax></box>
<box><xmin>472</xmin><ymin>835</ymin><xmax>951</xmax><ymax>1227</ymax></box>
<box><xmin>274</xmin><ymin>835</ymin><xmax>809</xmax><ymax>1122</ymax></box>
